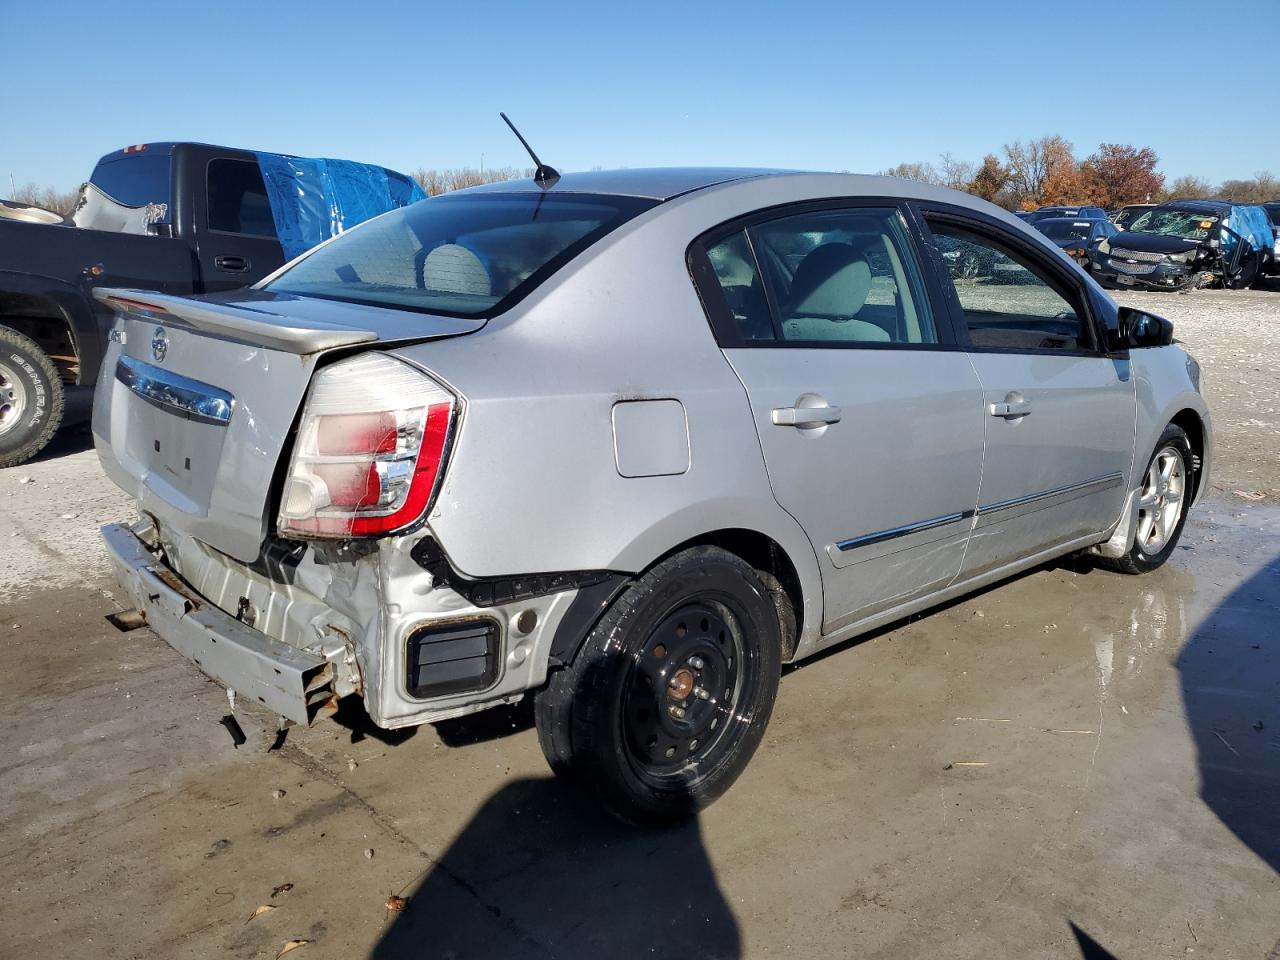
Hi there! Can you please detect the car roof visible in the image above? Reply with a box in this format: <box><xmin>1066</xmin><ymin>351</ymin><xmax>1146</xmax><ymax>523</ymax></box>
<box><xmin>1159</xmin><ymin>198</ymin><xmax>1231</xmax><ymax>213</ymax></box>
<box><xmin>459</xmin><ymin>167</ymin><xmax>808</xmax><ymax>201</ymax></box>
<box><xmin>1037</xmin><ymin>216</ymin><xmax>1107</xmax><ymax>223</ymax></box>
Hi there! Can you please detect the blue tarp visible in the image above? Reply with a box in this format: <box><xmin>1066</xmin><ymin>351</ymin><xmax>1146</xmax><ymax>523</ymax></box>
<box><xmin>256</xmin><ymin>153</ymin><xmax>426</xmax><ymax>260</ymax></box>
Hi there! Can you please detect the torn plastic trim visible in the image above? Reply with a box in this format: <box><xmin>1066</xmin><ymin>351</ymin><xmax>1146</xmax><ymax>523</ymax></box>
<box><xmin>410</xmin><ymin>537</ymin><xmax>621</xmax><ymax>608</ymax></box>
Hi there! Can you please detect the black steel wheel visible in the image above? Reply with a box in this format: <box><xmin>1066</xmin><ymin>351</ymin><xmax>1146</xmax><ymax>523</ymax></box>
<box><xmin>535</xmin><ymin>546</ymin><xmax>782</xmax><ymax>825</ymax></box>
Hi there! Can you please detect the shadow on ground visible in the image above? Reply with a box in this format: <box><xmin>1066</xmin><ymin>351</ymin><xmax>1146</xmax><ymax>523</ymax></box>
<box><xmin>371</xmin><ymin>777</ymin><xmax>739</xmax><ymax>960</ymax></box>
<box><xmin>1178</xmin><ymin>553</ymin><xmax>1280</xmax><ymax>874</ymax></box>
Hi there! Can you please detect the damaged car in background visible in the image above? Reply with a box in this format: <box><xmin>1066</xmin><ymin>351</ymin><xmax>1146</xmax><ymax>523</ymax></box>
<box><xmin>1091</xmin><ymin>199</ymin><xmax>1275</xmax><ymax>290</ymax></box>
<box><xmin>1032</xmin><ymin>216</ymin><xmax>1118</xmax><ymax>270</ymax></box>
<box><xmin>94</xmin><ymin>167</ymin><xmax>1211</xmax><ymax>825</ymax></box>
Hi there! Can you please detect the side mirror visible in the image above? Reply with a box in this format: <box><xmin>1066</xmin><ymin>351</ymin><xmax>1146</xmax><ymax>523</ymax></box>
<box><xmin>1110</xmin><ymin>306</ymin><xmax>1174</xmax><ymax>351</ymax></box>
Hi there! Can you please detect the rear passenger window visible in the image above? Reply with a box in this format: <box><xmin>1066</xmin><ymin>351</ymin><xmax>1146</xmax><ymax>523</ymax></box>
<box><xmin>928</xmin><ymin>221</ymin><xmax>1090</xmax><ymax>352</ymax></box>
<box><xmin>703</xmin><ymin>231</ymin><xmax>774</xmax><ymax>340</ymax></box>
<box><xmin>701</xmin><ymin>207</ymin><xmax>936</xmax><ymax>345</ymax></box>
<box><xmin>753</xmin><ymin>208</ymin><xmax>935</xmax><ymax>344</ymax></box>
<box><xmin>207</xmin><ymin>158</ymin><xmax>276</xmax><ymax>237</ymax></box>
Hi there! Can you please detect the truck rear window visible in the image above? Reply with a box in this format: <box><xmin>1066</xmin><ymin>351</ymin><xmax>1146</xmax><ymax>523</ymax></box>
<box><xmin>263</xmin><ymin>192</ymin><xmax>657</xmax><ymax>317</ymax></box>
<box><xmin>90</xmin><ymin>154</ymin><xmax>172</xmax><ymax>221</ymax></box>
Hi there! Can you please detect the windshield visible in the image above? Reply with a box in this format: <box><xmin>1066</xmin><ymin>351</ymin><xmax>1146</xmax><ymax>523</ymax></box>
<box><xmin>1113</xmin><ymin>206</ymin><xmax>1150</xmax><ymax>229</ymax></box>
<box><xmin>1129</xmin><ymin>208</ymin><xmax>1220</xmax><ymax>241</ymax></box>
<box><xmin>1039</xmin><ymin>221</ymin><xmax>1093</xmax><ymax>242</ymax></box>
<box><xmin>265</xmin><ymin>191</ymin><xmax>657</xmax><ymax>316</ymax></box>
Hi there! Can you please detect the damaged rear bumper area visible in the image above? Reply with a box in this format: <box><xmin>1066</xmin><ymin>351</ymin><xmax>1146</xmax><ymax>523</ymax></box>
<box><xmin>102</xmin><ymin>522</ymin><xmax>338</xmax><ymax>726</ymax></box>
<box><xmin>101</xmin><ymin>520</ymin><xmax>609</xmax><ymax>731</ymax></box>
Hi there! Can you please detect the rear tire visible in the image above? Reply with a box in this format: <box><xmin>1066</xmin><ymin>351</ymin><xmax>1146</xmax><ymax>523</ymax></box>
<box><xmin>0</xmin><ymin>326</ymin><xmax>64</xmax><ymax>468</ymax></box>
<box><xmin>534</xmin><ymin>546</ymin><xmax>782</xmax><ymax>826</ymax></box>
<box><xmin>1098</xmin><ymin>425</ymin><xmax>1192</xmax><ymax>575</ymax></box>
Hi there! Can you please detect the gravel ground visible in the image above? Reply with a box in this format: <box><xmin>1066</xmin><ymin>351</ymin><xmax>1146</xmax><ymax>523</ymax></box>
<box><xmin>1112</xmin><ymin>281</ymin><xmax>1280</xmax><ymax>501</ymax></box>
<box><xmin>2</xmin><ymin>285</ymin><xmax>1278</xmax><ymax>960</ymax></box>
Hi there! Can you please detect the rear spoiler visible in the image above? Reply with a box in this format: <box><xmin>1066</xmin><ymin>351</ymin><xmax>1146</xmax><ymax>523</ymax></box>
<box><xmin>94</xmin><ymin>288</ymin><xmax>378</xmax><ymax>355</ymax></box>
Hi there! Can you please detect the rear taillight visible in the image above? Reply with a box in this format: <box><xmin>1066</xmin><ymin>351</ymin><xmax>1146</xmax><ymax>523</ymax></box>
<box><xmin>277</xmin><ymin>353</ymin><xmax>455</xmax><ymax>539</ymax></box>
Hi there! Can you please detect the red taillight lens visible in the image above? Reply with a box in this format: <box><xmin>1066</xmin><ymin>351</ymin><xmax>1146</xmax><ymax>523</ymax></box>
<box><xmin>277</xmin><ymin>354</ymin><xmax>456</xmax><ymax>540</ymax></box>
<box><xmin>316</xmin><ymin>412</ymin><xmax>398</xmax><ymax>456</ymax></box>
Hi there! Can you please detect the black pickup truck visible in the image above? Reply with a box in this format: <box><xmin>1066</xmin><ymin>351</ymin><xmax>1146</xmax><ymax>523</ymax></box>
<box><xmin>0</xmin><ymin>141</ymin><xmax>423</xmax><ymax>467</ymax></box>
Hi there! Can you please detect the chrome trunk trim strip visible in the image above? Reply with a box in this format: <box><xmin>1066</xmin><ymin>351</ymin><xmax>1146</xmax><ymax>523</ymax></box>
<box><xmin>115</xmin><ymin>355</ymin><xmax>234</xmax><ymax>426</ymax></box>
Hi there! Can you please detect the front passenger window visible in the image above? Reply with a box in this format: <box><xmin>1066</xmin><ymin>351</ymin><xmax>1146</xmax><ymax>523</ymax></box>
<box><xmin>928</xmin><ymin>222</ymin><xmax>1089</xmax><ymax>352</ymax></box>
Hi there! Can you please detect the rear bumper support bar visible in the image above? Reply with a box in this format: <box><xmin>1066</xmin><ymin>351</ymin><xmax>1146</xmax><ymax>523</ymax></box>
<box><xmin>101</xmin><ymin>522</ymin><xmax>337</xmax><ymax>725</ymax></box>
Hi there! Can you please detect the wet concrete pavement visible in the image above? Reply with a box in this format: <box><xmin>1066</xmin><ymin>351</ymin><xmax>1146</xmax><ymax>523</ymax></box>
<box><xmin>2</xmin><ymin>497</ymin><xmax>1277</xmax><ymax>959</ymax></box>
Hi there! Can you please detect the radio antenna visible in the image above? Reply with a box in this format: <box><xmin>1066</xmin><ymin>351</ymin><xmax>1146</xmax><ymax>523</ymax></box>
<box><xmin>500</xmin><ymin>112</ymin><xmax>560</xmax><ymax>186</ymax></box>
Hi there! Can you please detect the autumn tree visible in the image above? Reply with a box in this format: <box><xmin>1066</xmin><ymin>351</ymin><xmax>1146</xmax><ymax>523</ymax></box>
<box><xmin>968</xmin><ymin>154</ymin><xmax>1009</xmax><ymax>203</ymax></box>
<box><xmin>1038</xmin><ymin>159</ymin><xmax>1106</xmax><ymax>206</ymax></box>
<box><xmin>879</xmin><ymin>161</ymin><xmax>939</xmax><ymax>184</ymax></box>
<box><xmin>1086</xmin><ymin>144</ymin><xmax>1164</xmax><ymax>207</ymax></box>
<box><xmin>937</xmin><ymin>153</ymin><xmax>976</xmax><ymax>191</ymax></box>
<box><xmin>411</xmin><ymin>166</ymin><xmax>530</xmax><ymax>196</ymax></box>
<box><xmin>1164</xmin><ymin>175</ymin><xmax>1214</xmax><ymax>200</ymax></box>
<box><xmin>1218</xmin><ymin>172</ymin><xmax>1278</xmax><ymax>202</ymax></box>
<box><xmin>1003</xmin><ymin>135</ymin><xmax>1075</xmax><ymax>207</ymax></box>
<box><xmin>6</xmin><ymin>182</ymin><xmax>80</xmax><ymax>214</ymax></box>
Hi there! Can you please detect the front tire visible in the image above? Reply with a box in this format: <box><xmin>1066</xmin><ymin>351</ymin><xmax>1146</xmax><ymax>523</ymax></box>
<box><xmin>0</xmin><ymin>326</ymin><xmax>64</xmax><ymax>468</ymax></box>
<box><xmin>1100</xmin><ymin>425</ymin><xmax>1193</xmax><ymax>574</ymax></box>
<box><xmin>535</xmin><ymin>546</ymin><xmax>782</xmax><ymax>825</ymax></box>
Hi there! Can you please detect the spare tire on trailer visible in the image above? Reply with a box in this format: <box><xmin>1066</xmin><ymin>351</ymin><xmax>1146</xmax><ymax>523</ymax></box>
<box><xmin>0</xmin><ymin>326</ymin><xmax>65</xmax><ymax>468</ymax></box>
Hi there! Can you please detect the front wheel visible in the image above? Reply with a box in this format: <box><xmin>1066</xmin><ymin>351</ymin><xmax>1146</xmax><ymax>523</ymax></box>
<box><xmin>0</xmin><ymin>326</ymin><xmax>65</xmax><ymax>468</ymax></box>
<box><xmin>535</xmin><ymin>546</ymin><xmax>782</xmax><ymax>825</ymax></box>
<box><xmin>1099</xmin><ymin>425</ymin><xmax>1193</xmax><ymax>574</ymax></box>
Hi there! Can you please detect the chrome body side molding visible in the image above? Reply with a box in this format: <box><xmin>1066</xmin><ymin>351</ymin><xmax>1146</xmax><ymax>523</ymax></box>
<box><xmin>974</xmin><ymin>472</ymin><xmax>1124</xmax><ymax>526</ymax></box>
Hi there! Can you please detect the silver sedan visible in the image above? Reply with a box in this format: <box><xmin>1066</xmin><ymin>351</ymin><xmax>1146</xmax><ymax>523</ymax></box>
<box><xmin>93</xmin><ymin>169</ymin><xmax>1210</xmax><ymax>824</ymax></box>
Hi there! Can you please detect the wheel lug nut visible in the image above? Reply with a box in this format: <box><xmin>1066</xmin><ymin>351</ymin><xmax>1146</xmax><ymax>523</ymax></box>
<box><xmin>694</xmin><ymin>687</ymin><xmax>710</xmax><ymax>700</ymax></box>
<box><xmin>688</xmin><ymin>657</ymin><xmax>704</xmax><ymax>670</ymax></box>
<box><xmin>669</xmin><ymin>705</ymin><xmax>686</xmax><ymax>719</ymax></box>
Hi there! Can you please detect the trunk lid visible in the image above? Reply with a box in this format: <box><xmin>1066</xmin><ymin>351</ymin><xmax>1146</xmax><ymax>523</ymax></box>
<box><xmin>92</xmin><ymin>287</ymin><xmax>481</xmax><ymax>562</ymax></box>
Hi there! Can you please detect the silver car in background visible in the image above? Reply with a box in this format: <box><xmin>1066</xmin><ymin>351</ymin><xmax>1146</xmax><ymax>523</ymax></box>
<box><xmin>93</xmin><ymin>169</ymin><xmax>1211</xmax><ymax>824</ymax></box>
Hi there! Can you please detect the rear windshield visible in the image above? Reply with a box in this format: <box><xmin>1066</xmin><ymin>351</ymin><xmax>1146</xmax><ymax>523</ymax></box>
<box><xmin>1039</xmin><ymin>220</ymin><xmax>1093</xmax><ymax>242</ymax></box>
<box><xmin>89</xmin><ymin>153</ymin><xmax>173</xmax><ymax>221</ymax></box>
<box><xmin>264</xmin><ymin>191</ymin><xmax>658</xmax><ymax>316</ymax></box>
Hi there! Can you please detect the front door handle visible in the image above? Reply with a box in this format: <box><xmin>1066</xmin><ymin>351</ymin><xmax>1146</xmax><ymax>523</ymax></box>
<box><xmin>772</xmin><ymin>405</ymin><xmax>842</xmax><ymax>427</ymax></box>
<box><xmin>215</xmin><ymin>255</ymin><xmax>250</xmax><ymax>273</ymax></box>
<box><xmin>988</xmin><ymin>392</ymin><xmax>1032</xmax><ymax>419</ymax></box>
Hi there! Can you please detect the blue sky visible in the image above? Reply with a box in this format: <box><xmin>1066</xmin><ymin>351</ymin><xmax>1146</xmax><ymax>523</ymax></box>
<box><xmin>3</xmin><ymin>0</ymin><xmax>1277</xmax><ymax>193</ymax></box>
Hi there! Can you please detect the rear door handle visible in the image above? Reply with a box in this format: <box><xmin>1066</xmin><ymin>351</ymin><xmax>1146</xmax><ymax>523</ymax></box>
<box><xmin>988</xmin><ymin>396</ymin><xmax>1032</xmax><ymax>418</ymax></box>
<box><xmin>214</xmin><ymin>255</ymin><xmax>250</xmax><ymax>273</ymax></box>
<box><xmin>772</xmin><ymin>405</ymin><xmax>842</xmax><ymax>427</ymax></box>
